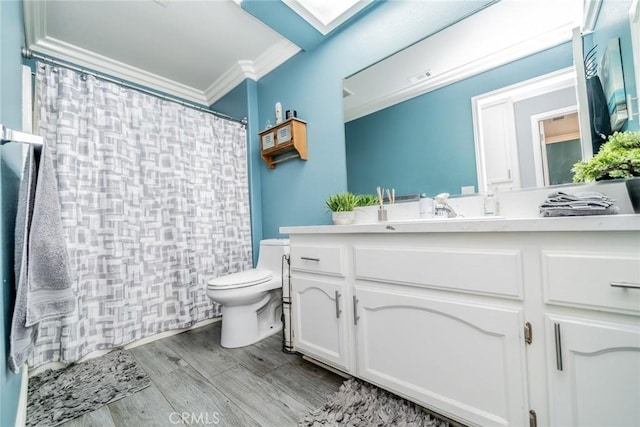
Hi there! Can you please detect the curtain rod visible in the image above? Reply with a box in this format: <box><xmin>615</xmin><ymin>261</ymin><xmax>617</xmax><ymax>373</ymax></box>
<box><xmin>22</xmin><ymin>48</ymin><xmax>247</xmax><ymax>126</ymax></box>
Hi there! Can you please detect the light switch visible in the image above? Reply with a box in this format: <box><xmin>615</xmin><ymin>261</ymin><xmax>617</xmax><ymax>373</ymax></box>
<box><xmin>461</xmin><ymin>186</ymin><xmax>475</xmax><ymax>195</ymax></box>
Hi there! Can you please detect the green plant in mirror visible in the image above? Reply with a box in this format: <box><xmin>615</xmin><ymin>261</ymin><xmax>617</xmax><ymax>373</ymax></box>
<box><xmin>326</xmin><ymin>192</ymin><xmax>360</xmax><ymax>212</ymax></box>
<box><xmin>572</xmin><ymin>131</ymin><xmax>640</xmax><ymax>182</ymax></box>
<box><xmin>356</xmin><ymin>194</ymin><xmax>379</xmax><ymax>207</ymax></box>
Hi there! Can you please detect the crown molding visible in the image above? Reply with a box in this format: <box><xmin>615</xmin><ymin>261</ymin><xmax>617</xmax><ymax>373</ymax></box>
<box><xmin>344</xmin><ymin>24</ymin><xmax>574</xmax><ymax>122</ymax></box>
<box><xmin>23</xmin><ymin>0</ymin><xmax>47</xmax><ymax>47</ymax></box>
<box><xmin>205</xmin><ymin>39</ymin><xmax>299</xmax><ymax>105</ymax></box>
<box><xmin>29</xmin><ymin>37</ymin><xmax>210</xmax><ymax>105</ymax></box>
<box><xmin>582</xmin><ymin>0</ymin><xmax>603</xmax><ymax>33</ymax></box>
<box><xmin>204</xmin><ymin>60</ymin><xmax>256</xmax><ymax>105</ymax></box>
<box><xmin>28</xmin><ymin>35</ymin><xmax>299</xmax><ymax>108</ymax></box>
<box><xmin>253</xmin><ymin>39</ymin><xmax>300</xmax><ymax>80</ymax></box>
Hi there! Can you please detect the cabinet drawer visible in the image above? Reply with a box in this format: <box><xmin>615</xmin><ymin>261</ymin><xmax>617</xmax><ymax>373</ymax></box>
<box><xmin>290</xmin><ymin>245</ymin><xmax>345</xmax><ymax>277</ymax></box>
<box><xmin>354</xmin><ymin>246</ymin><xmax>523</xmax><ymax>298</ymax></box>
<box><xmin>542</xmin><ymin>251</ymin><xmax>640</xmax><ymax>314</ymax></box>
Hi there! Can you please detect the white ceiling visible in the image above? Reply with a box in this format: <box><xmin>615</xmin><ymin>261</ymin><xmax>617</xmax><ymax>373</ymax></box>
<box><xmin>23</xmin><ymin>0</ymin><xmax>301</xmax><ymax>106</ymax></box>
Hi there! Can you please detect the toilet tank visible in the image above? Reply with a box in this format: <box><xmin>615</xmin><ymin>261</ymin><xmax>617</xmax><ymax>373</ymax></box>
<box><xmin>256</xmin><ymin>239</ymin><xmax>290</xmax><ymax>274</ymax></box>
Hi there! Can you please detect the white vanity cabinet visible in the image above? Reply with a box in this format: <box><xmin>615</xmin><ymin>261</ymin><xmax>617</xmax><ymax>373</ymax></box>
<box><xmin>281</xmin><ymin>216</ymin><xmax>640</xmax><ymax>427</ymax></box>
<box><xmin>540</xmin><ymin>236</ymin><xmax>640</xmax><ymax>427</ymax></box>
<box><xmin>289</xmin><ymin>243</ymin><xmax>354</xmax><ymax>372</ymax></box>
<box><xmin>288</xmin><ymin>232</ymin><xmax>530</xmax><ymax>426</ymax></box>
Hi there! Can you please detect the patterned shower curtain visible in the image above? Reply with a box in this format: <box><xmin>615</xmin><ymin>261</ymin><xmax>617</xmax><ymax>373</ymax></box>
<box><xmin>29</xmin><ymin>63</ymin><xmax>252</xmax><ymax>367</ymax></box>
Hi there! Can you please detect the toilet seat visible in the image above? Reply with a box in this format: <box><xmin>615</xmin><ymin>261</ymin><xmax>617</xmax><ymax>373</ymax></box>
<box><xmin>207</xmin><ymin>269</ymin><xmax>273</xmax><ymax>290</ymax></box>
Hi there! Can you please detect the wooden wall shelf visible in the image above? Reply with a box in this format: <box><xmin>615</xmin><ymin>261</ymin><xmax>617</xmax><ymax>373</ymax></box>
<box><xmin>259</xmin><ymin>118</ymin><xmax>307</xmax><ymax>169</ymax></box>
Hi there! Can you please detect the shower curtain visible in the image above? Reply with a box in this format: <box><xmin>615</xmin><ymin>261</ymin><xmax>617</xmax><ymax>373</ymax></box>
<box><xmin>28</xmin><ymin>63</ymin><xmax>252</xmax><ymax>367</ymax></box>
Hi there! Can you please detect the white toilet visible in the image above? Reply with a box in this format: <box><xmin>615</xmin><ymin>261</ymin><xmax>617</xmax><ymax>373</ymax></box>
<box><xmin>206</xmin><ymin>239</ymin><xmax>290</xmax><ymax>348</ymax></box>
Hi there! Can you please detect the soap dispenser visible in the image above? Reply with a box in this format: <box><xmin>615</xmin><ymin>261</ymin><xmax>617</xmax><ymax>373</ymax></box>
<box><xmin>419</xmin><ymin>193</ymin><xmax>434</xmax><ymax>218</ymax></box>
<box><xmin>483</xmin><ymin>187</ymin><xmax>500</xmax><ymax>216</ymax></box>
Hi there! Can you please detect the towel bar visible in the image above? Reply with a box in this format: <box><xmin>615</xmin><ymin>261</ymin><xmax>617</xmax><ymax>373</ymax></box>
<box><xmin>0</xmin><ymin>124</ymin><xmax>43</xmax><ymax>146</ymax></box>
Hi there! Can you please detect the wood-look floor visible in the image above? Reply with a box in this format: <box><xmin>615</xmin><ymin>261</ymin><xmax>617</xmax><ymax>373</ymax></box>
<box><xmin>56</xmin><ymin>321</ymin><xmax>344</xmax><ymax>427</ymax></box>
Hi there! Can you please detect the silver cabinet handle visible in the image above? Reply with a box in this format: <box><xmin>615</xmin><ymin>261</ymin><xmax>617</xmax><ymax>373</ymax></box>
<box><xmin>353</xmin><ymin>296</ymin><xmax>360</xmax><ymax>325</ymax></box>
<box><xmin>335</xmin><ymin>291</ymin><xmax>341</xmax><ymax>318</ymax></box>
<box><xmin>610</xmin><ymin>282</ymin><xmax>640</xmax><ymax>289</ymax></box>
<box><xmin>300</xmin><ymin>256</ymin><xmax>320</xmax><ymax>262</ymax></box>
<box><xmin>554</xmin><ymin>322</ymin><xmax>563</xmax><ymax>371</ymax></box>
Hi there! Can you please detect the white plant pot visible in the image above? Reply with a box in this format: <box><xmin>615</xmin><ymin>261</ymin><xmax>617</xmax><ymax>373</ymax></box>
<box><xmin>332</xmin><ymin>211</ymin><xmax>355</xmax><ymax>225</ymax></box>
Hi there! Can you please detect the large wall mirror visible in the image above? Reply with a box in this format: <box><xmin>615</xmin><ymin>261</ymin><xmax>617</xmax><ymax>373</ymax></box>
<box><xmin>343</xmin><ymin>0</ymin><xmax>639</xmax><ymax>197</ymax></box>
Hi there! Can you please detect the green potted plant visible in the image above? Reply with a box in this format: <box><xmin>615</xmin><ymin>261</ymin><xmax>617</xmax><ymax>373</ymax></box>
<box><xmin>572</xmin><ymin>131</ymin><xmax>640</xmax><ymax>213</ymax></box>
<box><xmin>326</xmin><ymin>192</ymin><xmax>360</xmax><ymax>225</ymax></box>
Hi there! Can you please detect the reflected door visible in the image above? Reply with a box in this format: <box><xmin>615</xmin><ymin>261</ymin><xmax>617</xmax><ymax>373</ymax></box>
<box><xmin>537</xmin><ymin>111</ymin><xmax>582</xmax><ymax>186</ymax></box>
<box><xmin>474</xmin><ymin>99</ymin><xmax>521</xmax><ymax>193</ymax></box>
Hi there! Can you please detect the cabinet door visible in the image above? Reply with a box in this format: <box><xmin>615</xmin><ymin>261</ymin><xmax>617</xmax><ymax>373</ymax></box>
<box><xmin>292</xmin><ymin>277</ymin><xmax>351</xmax><ymax>371</ymax></box>
<box><xmin>547</xmin><ymin>315</ymin><xmax>640</xmax><ymax>427</ymax></box>
<box><xmin>354</xmin><ymin>286</ymin><xmax>528</xmax><ymax>427</ymax></box>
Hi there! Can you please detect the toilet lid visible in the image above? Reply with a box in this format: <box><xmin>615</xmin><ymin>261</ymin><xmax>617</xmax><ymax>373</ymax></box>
<box><xmin>207</xmin><ymin>269</ymin><xmax>273</xmax><ymax>289</ymax></box>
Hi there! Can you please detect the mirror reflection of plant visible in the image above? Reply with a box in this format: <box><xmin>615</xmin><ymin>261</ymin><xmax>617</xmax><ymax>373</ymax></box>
<box><xmin>572</xmin><ymin>131</ymin><xmax>640</xmax><ymax>182</ymax></box>
<box><xmin>356</xmin><ymin>194</ymin><xmax>379</xmax><ymax>207</ymax></box>
<box><xmin>326</xmin><ymin>192</ymin><xmax>360</xmax><ymax>212</ymax></box>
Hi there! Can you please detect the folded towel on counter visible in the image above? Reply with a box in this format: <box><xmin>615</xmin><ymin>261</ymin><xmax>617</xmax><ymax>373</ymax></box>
<box><xmin>539</xmin><ymin>191</ymin><xmax>619</xmax><ymax>217</ymax></box>
<box><xmin>9</xmin><ymin>143</ymin><xmax>75</xmax><ymax>373</ymax></box>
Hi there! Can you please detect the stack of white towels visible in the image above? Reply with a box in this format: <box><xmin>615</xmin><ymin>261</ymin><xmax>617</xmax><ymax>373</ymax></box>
<box><xmin>539</xmin><ymin>191</ymin><xmax>619</xmax><ymax>217</ymax></box>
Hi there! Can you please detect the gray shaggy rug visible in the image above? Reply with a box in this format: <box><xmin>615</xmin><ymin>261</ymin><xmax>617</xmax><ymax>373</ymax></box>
<box><xmin>300</xmin><ymin>378</ymin><xmax>451</xmax><ymax>426</ymax></box>
<box><xmin>27</xmin><ymin>350</ymin><xmax>150</xmax><ymax>426</ymax></box>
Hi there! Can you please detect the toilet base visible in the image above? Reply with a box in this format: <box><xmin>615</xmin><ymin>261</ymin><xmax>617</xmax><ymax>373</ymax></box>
<box><xmin>219</xmin><ymin>291</ymin><xmax>283</xmax><ymax>348</ymax></box>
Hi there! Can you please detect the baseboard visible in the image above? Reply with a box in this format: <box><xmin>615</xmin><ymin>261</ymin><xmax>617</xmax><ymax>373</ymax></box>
<box><xmin>301</xmin><ymin>355</ymin><xmax>351</xmax><ymax>379</ymax></box>
<box><xmin>15</xmin><ymin>367</ymin><xmax>28</xmax><ymax>427</ymax></box>
<box><xmin>28</xmin><ymin>317</ymin><xmax>221</xmax><ymax>377</ymax></box>
<box><xmin>122</xmin><ymin>317</ymin><xmax>220</xmax><ymax>351</ymax></box>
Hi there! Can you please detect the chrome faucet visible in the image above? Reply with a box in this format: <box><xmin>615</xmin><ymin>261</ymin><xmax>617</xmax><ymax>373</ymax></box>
<box><xmin>434</xmin><ymin>193</ymin><xmax>457</xmax><ymax>218</ymax></box>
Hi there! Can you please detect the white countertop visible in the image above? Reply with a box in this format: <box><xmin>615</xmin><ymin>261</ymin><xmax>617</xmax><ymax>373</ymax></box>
<box><xmin>280</xmin><ymin>214</ymin><xmax>640</xmax><ymax>234</ymax></box>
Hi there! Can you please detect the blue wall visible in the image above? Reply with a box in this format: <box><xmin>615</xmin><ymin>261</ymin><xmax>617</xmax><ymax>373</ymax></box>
<box><xmin>1</xmin><ymin>1</ymin><xmax>25</xmax><ymax>425</ymax></box>
<box><xmin>256</xmin><ymin>0</ymin><xmax>493</xmax><ymax>237</ymax></box>
<box><xmin>345</xmin><ymin>42</ymin><xmax>574</xmax><ymax>196</ymax></box>
<box><xmin>210</xmin><ymin>80</ymin><xmax>249</xmax><ymax>122</ymax></box>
